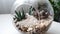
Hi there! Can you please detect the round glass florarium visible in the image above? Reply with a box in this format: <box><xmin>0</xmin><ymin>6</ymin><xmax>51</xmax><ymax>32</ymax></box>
<box><xmin>11</xmin><ymin>0</ymin><xmax>54</xmax><ymax>34</ymax></box>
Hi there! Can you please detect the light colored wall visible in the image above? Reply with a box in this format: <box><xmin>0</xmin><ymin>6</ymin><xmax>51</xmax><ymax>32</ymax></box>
<box><xmin>0</xmin><ymin>0</ymin><xmax>16</xmax><ymax>14</ymax></box>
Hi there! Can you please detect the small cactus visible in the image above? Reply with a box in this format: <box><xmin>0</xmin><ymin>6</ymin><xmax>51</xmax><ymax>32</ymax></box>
<box><xmin>14</xmin><ymin>8</ymin><xmax>26</xmax><ymax>21</ymax></box>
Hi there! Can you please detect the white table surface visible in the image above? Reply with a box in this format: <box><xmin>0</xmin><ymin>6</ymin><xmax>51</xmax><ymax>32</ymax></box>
<box><xmin>0</xmin><ymin>14</ymin><xmax>60</xmax><ymax>34</ymax></box>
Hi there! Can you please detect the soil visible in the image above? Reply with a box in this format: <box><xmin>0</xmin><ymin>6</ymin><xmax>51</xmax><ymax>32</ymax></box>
<box><xmin>14</xmin><ymin>13</ymin><xmax>53</xmax><ymax>34</ymax></box>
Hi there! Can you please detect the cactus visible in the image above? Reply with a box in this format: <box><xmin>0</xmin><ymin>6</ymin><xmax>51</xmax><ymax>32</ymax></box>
<box><xmin>14</xmin><ymin>8</ymin><xmax>26</xmax><ymax>21</ymax></box>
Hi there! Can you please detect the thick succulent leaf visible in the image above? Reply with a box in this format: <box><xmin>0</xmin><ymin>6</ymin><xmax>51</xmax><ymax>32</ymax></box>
<box><xmin>15</xmin><ymin>15</ymin><xmax>21</xmax><ymax>21</ymax></box>
<box><xmin>15</xmin><ymin>11</ymin><xmax>22</xmax><ymax>21</ymax></box>
<box><xmin>29</xmin><ymin>6</ymin><xmax>33</xmax><ymax>15</ymax></box>
<box><xmin>18</xmin><ymin>11</ymin><xmax>22</xmax><ymax>18</ymax></box>
<box><xmin>21</xmin><ymin>8</ymin><xmax>25</xmax><ymax>19</ymax></box>
<box><xmin>15</xmin><ymin>11</ymin><xmax>19</xmax><ymax>17</ymax></box>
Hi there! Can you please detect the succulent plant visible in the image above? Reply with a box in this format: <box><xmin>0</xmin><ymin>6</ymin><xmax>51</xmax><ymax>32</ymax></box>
<box><xmin>14</xmin><ymin>8</ymin><xmax>26</xmax><ymax>21</ymax></box>
<box><xmin>29</xmin><ymin>6</ymin><xmax>34</xmax><ymax>15</ymax></box>
<box><xmin>14</xmin><ymin>4</ymin><xmax>49</xmax><ymax>21</ymax></box>
<box><xmin>29</xmin><ymin>6</ymin><xmax>32</xmax><ymax>15</ymax></box>
<box><xmin>14</xmin><ymin>6</ymin><xmax>34</xmax><ymax>22</ymax></box>
<box><xmin>29</xmin><ymin>3</ymin><xmax>49</xmax><ymax>20</ymax></box>
<box><xmin>13</xmin><ymin>1</ymin><xmax>53</xmax><ymax>34</ymax></box>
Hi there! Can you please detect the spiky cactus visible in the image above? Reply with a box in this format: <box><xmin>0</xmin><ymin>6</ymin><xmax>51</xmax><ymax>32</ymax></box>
<box><xmin>14</xmin><ymin>8</ymin><xmax>26</xmax><ymax>21</ymax></box>
<box><xmin>29</xmin><ymin>4</ymin><xmax>49</xmax><ymax>20</ymax></box>
<box><xmin>29</xmin><ymin>6</ymin><xmax>36</xmax><ymax>15</ymax></box>
<box><xmin>14</xmin><ymin>6</ymin><xmax>34</xmax><ymax>22</ymax></box>
<box><xmin>29</xmin><ymin>6</ymin><xmax>34</xmax><ymax>15</ymax></box>
<box><xmin>14</xmin><ymin>5</ymin><xmax>49</xmax><ymax>22</ymax></box>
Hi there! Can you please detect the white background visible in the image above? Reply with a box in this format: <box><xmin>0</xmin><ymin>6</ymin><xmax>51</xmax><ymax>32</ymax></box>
<box><xmin>0</xmin><ymin>0</ymin><xmax>16</xmax><ymax>14</ymax></box>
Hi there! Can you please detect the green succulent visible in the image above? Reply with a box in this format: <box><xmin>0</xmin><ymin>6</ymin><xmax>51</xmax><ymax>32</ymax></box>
<box><xmin>14</xmin><ymin>8</ymin><xmax>26</xmax><ymax>21</ymax></box>
<box><xmin>29</xmin><ymin>6</ymin><xmax>36</xmax><ymax>15</ymax></box>
<box><xmin>29</xmin><ymin>6</ymin><xmax>33</xmax><ymax>15</ymax></box>
<box><xmin>14</xmin><ymin>6</ymin><xmax>34</xmax><ymax>21</ymax></box>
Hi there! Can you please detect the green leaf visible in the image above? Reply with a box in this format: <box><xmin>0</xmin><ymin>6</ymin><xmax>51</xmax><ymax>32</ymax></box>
<box><xmin>57</xmin><ymin>1</ymin><xmax>60</xmax><ymax>6</ymax></box>
<box><xmin>15</xmin><ymin>11</ymin><xmax>22</xmax><ymax>21</ymax></box>
<box><xmin>18</xmin><ymin>11</ymin><xmax>22</xmax><ymax>18</ymax></box>
<box><xmin>21</xmin><ymin>8</ymin><xmax>25</xmax><ymax>19</ymax></box>
<box><xmin>14</xmin><ymin>8</ymin><xmax>26</xmax><ymax>21</ymax></box>
<box><xmin>29</xmin><ymin>6</ymin><xmax>33</xmax><ymax>15</ymax></box>
<box><xmin>15</xmin><ymin>11</ymin><xmax>19</xmax><ymax>17</ymax></box>
<box><xmin>15</xmin><ymin>15</ymin><xmax>21</xmax><ymax>21</ymax></box>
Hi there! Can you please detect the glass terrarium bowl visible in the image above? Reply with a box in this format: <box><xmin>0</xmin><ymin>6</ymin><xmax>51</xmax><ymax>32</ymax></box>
<box><xmin>11</xmin><ymin>0</ymin><xmax>54</xmax><ymax>34</ymax></box>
